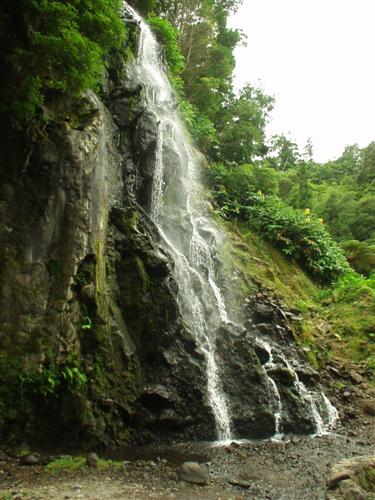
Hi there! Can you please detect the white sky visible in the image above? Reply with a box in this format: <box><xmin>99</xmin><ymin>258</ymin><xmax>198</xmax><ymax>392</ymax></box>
<box><xmin>229</xmin><ymin>0</ymin><xmax>375</xmax><ymax>162</ymax></box>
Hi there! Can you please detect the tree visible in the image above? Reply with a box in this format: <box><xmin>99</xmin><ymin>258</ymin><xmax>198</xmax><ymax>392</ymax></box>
<box><xmin>357</xmin><ymin>142</ymin><xmax>375</xmax><ymax>186</ymax></box>
<box><xmin>268</xmin><ymin>134</ymin><xmax>300</xmax><ymax>171</ymax></box>
<box><xmin>251</xmin><ymin>164</ymin><xmax>278</xmax><ymax>195</ymax></box>
<box><xmin>352</xmin><ymin>193</ymin><xmax>375</xmax><ymax>241</ymax></box>
<box><xmin>148</xmin><ymin>15</ymin><xmax>185</xmax><ymax>76</ymax></box>
<box><xmin>342</xmin><ymin>240</ymin><xmax>375</xmax><ymax>276</ymax></box>
<box><xmin>213</xmin><ymin>84</ymin><xmax>274</xmax><ymax>164</ymax></box>
<box><xmin>310</xmin><ymin>144</ymin><xmax>361</xmax><ymax>184</ymax></box>
<box><xmin>278</xmin><ymin>169</ymin><xmax>299</xmax><ymax>202</ymax></box>
<box><xmin>129</xmin><ymin>0</ymin><xmax>156</xmax><ymax>16</ymax></box>
<box><xmin>295</xmin><ymin>162</ymin><xmax>313</xmax><ymax>209</ymax></box>
<box><xmin>303</xmin><ymin>137</ymin><xmax>314</xmax><ymax>163</ymax></box>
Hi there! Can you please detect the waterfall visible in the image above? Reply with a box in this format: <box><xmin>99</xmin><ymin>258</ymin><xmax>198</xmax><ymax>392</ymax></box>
<box><xmin>123</xmin><ymin>3</ymin><xmax>232</xmax><ymax>441</ymax></box>
<box><xmin>122</xmin><ymin>3</ymin><xmax>338</xmax><ymax>442</ymax></box>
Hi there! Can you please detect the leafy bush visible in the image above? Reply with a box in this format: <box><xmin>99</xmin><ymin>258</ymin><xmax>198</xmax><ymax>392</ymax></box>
<box><xmin>0</xmin><ymin>350</ymin><xmax>88</xmax><ymax>442</ymax></box>
<box><xmin>243</xmin><ymin>197</ymin><xmax>350</xmax><ymax>282</ymax></box>
<box><xmin>342</xmin><ymin>240</ymin><xmax>375</xmax><ymax>276</ymax></box>
<box><xmin>208</xmin><ymin>164</ymin><xmax>350</xmax><ymax>282</ymax></box>
<box><xmin>147</xmin><ymin>15</ymin><xmax>184</xmax><ymax>76</ymax></box>
<box><xmin>0</xmin><ymin>0</ymin><xmax>126</xmax><ymax>126</ymax></box>
<box><xmin>128</xmin><ymin>0</ymin><xmax>156</xmax><ymax>17</ymax></box>
<box><xmin>180</xmin><ymin>100</ymin><xmax>218</xmax><ymax>151</ymax></box>
<box><xmin>321</xmin><ymin>272</ymin><xmax>375</xmax><ymax>303</ymax></box>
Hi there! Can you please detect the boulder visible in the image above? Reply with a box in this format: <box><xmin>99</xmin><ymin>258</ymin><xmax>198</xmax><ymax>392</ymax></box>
<box><xmin>253</xmin><ymin>303</ymin><xmax>275</xmax><ymax>324</ymax></box>
<box><xmin>86</xmin><ymin>452</ymin><xmax>99</xmax><ymax>468</ymax></box>
<box><xmin>20</xmin><ymin>454</ymin><xmax>39</xmax><ymax>466</ymax></box>
<box><xmin>350</xmin><ymin>370</ymin><xmax>365</xmax><ymax>385</ymax></box>
<box><xmin>326</xmin><ymin>455</ymin><xmax>375</xmax><ymax>499</ymax></box>
<box><xmin>268</xmin><ymin>367</ymin><xmax>296</xmax><ymax>386</ymax></box>
<box><xmin>361</xmin><ymin>399</ymin><xmax>375</xmax><ymax>416</ymax></box>
<box><xmin>253</xmin><ymin>341</ymin><xmax>270</xmax><ymax>365</ymax></box>
<box><xmin>228</xmin><ymin>478</ymin><xmax>251</xmax><ymax>489</ymax></box>
<box><xmin>178</xmin><ymin>462</ymin><xmax>209</xmax><ymax>485</ymax></box>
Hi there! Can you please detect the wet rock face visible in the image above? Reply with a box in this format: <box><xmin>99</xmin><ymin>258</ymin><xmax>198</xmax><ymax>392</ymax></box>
<box><xmin>239</xmin><ymin>294</ymin><xmax>322</xmax><ymax>435</ymax></box>
<box><xmin>216</xmin><ymin>326</ymin><xmax>276</xmax><ymax>439</ymax></box>
<box><xmin>108</xmin><ymin>206</ymin><xmax>215</xmax><ymax>442</ymax></box>
<box><xmin>0</xmin><ymin>38</ymin><xmax>214</xmax><ymax>446</ymax></box>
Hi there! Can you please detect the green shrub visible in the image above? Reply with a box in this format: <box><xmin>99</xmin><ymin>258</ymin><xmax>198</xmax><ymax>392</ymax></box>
<box><xmin>242</xmin><ymin>197</ymin><xmax>350</xmax><ymax>282</ymax></box>
<box><xmin>208</xmin><ymin>164</ymin><xmax>350</xmax><ymax>282</ymax></box>
<box><xmin>342</xmin><ymin>240</ymin><xmax>375</xmax><ymax>276</ymax></box>
<box><xmin>0</xmin><ymin>351</ymin><xmax>88</xmax><ymax>442</ymax></box>
<box><xmin>0</xmin><ymin>0</ymin><xmax>126</xmax><ymax>126</ymax></box>
<box><xmin>180</xmin><ymin>100</ymin><xmax>218</xmax><ymax>151</ymax></box>
<box><xmin>324</xmin><ymin>272</ymin><xmax>375</xmax><ymax>301</ymax></box>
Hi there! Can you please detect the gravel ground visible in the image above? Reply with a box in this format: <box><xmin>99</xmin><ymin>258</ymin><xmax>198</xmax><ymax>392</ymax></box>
<box><xmin>0</xmin><ymin>413</ymin><xmax>374</xmax><ymax>500</ymax></box>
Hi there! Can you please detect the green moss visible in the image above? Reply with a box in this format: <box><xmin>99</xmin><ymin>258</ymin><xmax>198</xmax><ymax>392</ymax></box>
<box><xmin>305</xmin><ymin>350</ymin><xmax>319</xmax><ymax>370</ymax></box>
<box><xmin>45</xmin><ymin>456</ymin><xmax>124</xmax><ymax>473</ymax></box>
<box><xmin>134</xmin><ymin>256</ymin><xmax>150</xmax><ymax>293</ymax></box>
<box><xmin>45</xmin><ymin>456</ymin><xmax>86</xmax><ymax>472</ymax></box>
<box><xmin>93</xmin><ymin>353</ymin><xmax>141</xmax><ymax>404</ymax></box>
<box><xmin>358</xmin><ymin>467</ymin><xmax>375</xmax><ymax>492</ymax></box>
<box><xmin>318</xmin><ymin>274</ymin><xmax>375</xmax><ymax>379</ymax></box>
<box><xmin>122</xmin><ymin>210</ymin><xmax>139</xmax><ymax>230</ymax></box>
<box><xmin>97</xmin><ymin>459</ymin><xmax>124</xmax><ymax>469</ymax></box>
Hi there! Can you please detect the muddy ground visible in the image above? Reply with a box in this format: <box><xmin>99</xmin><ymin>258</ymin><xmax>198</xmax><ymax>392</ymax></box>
<box><xmin>0</xmin><ymin>411</ymin><xmax>374</xmax><ymax>500</ymax></box>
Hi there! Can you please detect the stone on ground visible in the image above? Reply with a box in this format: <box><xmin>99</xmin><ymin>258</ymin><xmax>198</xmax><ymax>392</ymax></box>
<box><xmin>178</xmin><ymin>461</ymin><xmax>209</xmax><ymax>485</ymax></box>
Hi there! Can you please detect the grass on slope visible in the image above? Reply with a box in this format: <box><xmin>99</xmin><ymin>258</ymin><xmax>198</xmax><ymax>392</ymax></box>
<box><xmin>220</xmin><ymin>219</ymin><xmax>318</xmax><ymax>309</ymax></box>
<box><xmin>319</xmin><ymin>274</ymin><xmax>375</xmax><ymax>375</ymax></box>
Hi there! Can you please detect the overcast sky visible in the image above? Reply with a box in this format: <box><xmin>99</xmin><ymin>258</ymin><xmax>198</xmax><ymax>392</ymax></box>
<box><xmin>229</xmin><ymin>0</ymin><xmax>375</xmax><ymax>162</ymax></box>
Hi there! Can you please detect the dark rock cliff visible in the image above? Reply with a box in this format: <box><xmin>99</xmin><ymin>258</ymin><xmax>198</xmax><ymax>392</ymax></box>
<box><xmin>0</xmin><ymin>32</ymin><xmax>216</xmax><ymax>446</ymax></box>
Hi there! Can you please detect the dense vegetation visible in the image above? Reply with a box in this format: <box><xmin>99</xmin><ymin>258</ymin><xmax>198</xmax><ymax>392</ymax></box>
<box><xmin>0</xmin><ymin>0</ymin><xmax>126</xmax><ymax>127</ymax></box>
<box><xmin>271</xmin><ymin>139</ymin><xmax>375</xmax><ymax>272</ymax></box>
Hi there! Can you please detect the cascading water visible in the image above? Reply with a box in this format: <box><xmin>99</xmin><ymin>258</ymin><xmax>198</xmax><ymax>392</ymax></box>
<box><xmin>262</xmin><ymin>337</ymin><xmax>339</xmax><ymax>436</ymax></box>
<box><xmin>122</xmin><ymin>3</ymin><xmax>338</xmax><ymax>442</ymax></box>
<box><xmin>123</xmin><ymin>3</ymin><xmax>232</xmax><ymax>441</ymax></box>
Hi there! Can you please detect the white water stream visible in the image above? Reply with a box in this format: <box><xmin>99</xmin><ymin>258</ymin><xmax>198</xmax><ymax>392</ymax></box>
<box><xmin>123</xmin><ymin>3</ymin><xmax>232</xmax><ymax>440</ymax></box>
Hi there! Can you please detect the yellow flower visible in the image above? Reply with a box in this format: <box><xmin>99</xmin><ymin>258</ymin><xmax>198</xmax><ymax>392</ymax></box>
<box><xmin>304</xmin><ymin>208</ymin><xmax>311</xmax><ymax>215</ymax></box>
<box><xmin>318</xmin><ymin>218</ymin><xmax>324</xmax><ymax>224</ymax></box>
